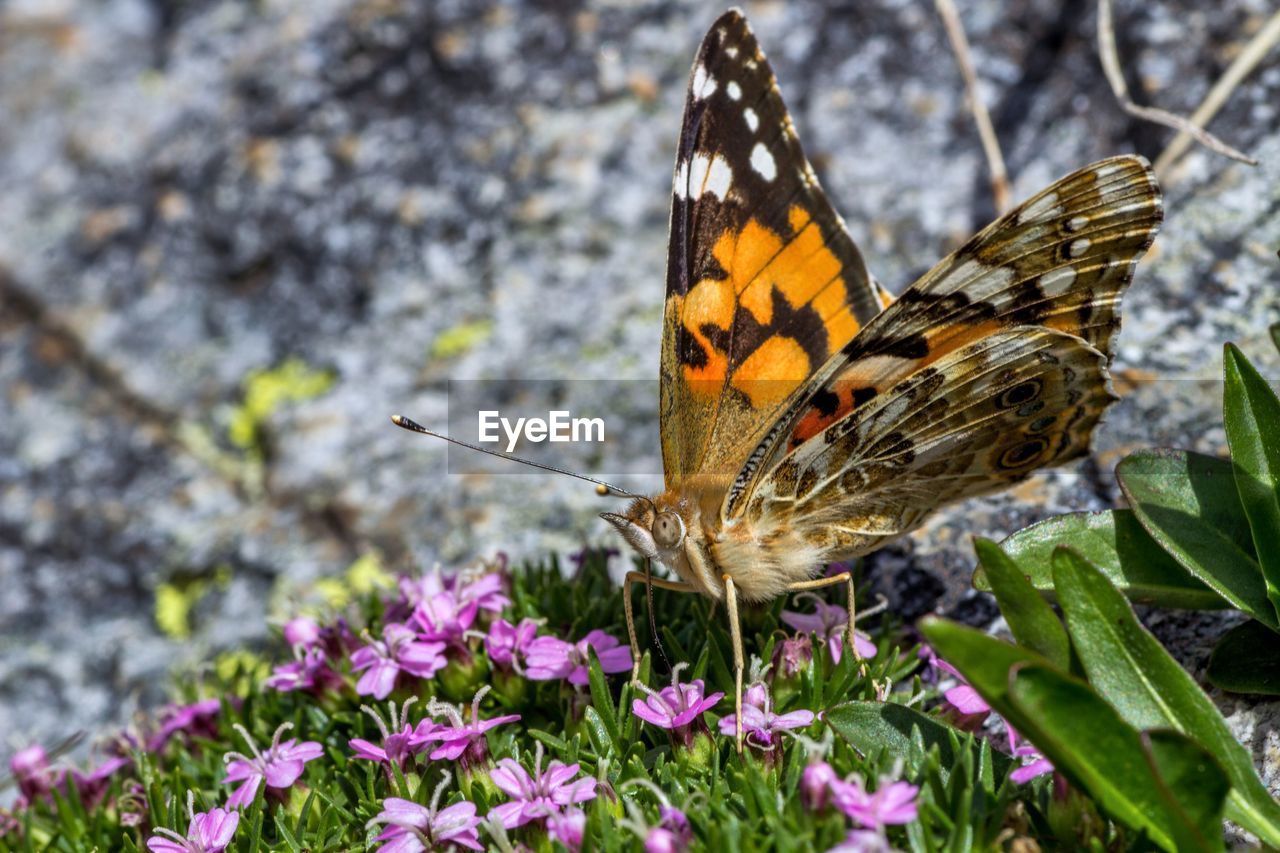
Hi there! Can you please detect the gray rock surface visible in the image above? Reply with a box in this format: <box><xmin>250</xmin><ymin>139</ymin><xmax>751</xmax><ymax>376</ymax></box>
<box><xmin>1</xmin><ymin>0</ymin><xmax>1277</xmax><ymax>806</ymax></box>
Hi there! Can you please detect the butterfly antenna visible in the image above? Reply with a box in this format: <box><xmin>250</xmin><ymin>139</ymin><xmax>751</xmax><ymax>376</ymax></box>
<box><xmin>391</xmin><ymin>415</ymin><xmax>641</xmax><ymax>497</ymax></box>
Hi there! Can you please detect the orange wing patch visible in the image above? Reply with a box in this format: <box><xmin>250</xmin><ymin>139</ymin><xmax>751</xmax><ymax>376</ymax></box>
<box><xmin>678</xmin><ymin>206</ymin><xmax>862</xmax><ymax>407</ymax></box>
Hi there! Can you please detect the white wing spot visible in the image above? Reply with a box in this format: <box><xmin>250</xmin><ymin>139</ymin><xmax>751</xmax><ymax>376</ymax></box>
<box><xmin>750</xmin><ymin>143</ymin><xmax>776</xmax><ymax>181</ymax></box>
<box><xmin>743</xmin><ymin>108</ymin><xmax>759</xmax><ymax>132</ymax></box>
<box><xmin>1067</xmin><ymin>215</ymin><xmax>1089</xmax><ymax>232</ymax></box>
<box><xmin>691</xmin><ymin>63</ymin><xmax>717</xmax><ymax>100</ymax></box>
<box><xmin>1069</xmin><ymin>238</ymin><xmax>1092</xmax><ymax>258</ymax></box>
<box><xmin>947</xmin><ymin>258</ymin><xmax>1014</xmax><ymax>293</ymax></box>
<box><xmin>687</xmin><ymin>153</ymin><xmax>710</xmax><ymax>200</ymax></box>
<box><xmin>1039</xmin><ymin>266</ymin><xmax>1078</xmax><ymax>297</ymax></box>
<box><xmin>673</xmin><ymin>160</ymin><xmax>689</xmax><ymax>200</ymax></box>
<box><xmin>1017</xmin><ymin>192</ymin><xmax>1061</xmax><ymax>225</ymax></box>
<box><xmin>727</xmin><ymin>81</ymin><xmax>742</xmax><ymax>101</ymax></box>
<box><xmin>725</xmin><ymin>46</ymin><xmax>739</xmax><ymax>59</ymax></box>
<box><xmin>705</xmin><ymin>154</ymin><xmax>733</xmax><ymax>199</ymax></box>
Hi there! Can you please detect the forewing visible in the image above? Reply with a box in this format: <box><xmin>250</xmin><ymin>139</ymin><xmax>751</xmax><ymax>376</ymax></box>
<box><xmin>660</xmin><ymin>10</ymin><xmax>887</xmax><ymax>490</ymax></box>
<box><xmin>724</xmin><ymin>155</ymin><xmax>1161</xmax><ymax>518</ymax></box>
<box><xmin>746</xmin><ymin>328</ymin><xmax>1114</xmax><ymax>553</ymax></box>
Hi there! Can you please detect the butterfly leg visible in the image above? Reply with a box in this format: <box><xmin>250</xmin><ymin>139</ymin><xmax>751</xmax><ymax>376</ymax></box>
<box><xmin>785</xmin><ymin>571</ymin><xmax>867</xmax><ymax>678</ymax></box>
<box><xmin>622</xmin><ymin>571</ymin><xmax>695</xmax><ymax>684</ymax></box>
<box><xmin>723</xmin><ymin>573</ymin><xmax>745</xmax><ymax>754</ymax></box>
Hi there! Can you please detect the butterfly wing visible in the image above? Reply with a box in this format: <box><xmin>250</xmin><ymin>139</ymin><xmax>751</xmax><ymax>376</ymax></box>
<box><xmin>724</xmin><ymin>155</ymin><xmax>1162</xmax><ymax>520</ymax></box>
<box><xmin>744</xmin><ymin>327</ymin><xmax>1115</xmax><ymax>553</ymax></box>
<box><xmin>660</xmin><ymin>11</ymin><xmax>889</xmax><ymax>490</ymax></box>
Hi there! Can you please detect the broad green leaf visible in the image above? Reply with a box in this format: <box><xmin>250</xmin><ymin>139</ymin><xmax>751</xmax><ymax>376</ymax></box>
<box><xmin>1052</xmin><ymin>548</ymin><xmax>1280</xmax><ymax>846</ymax></box>
<box><xmin>1223</xmin><ymin>343</ymin><xmax>1280</xmax><ymax>620</ymax></box>
<box><xmin>1007</xmin><ymin>664</ymin><xmax>1225</xmax><ymax>851</ymax></box>
<box><xmin>1206</xmin><ymin>619</ymin><xmax>1280</xmax><ymax>696</ymax></box>
<box><xmin>824</xmin><ymin>700</ymin><xmax>1011</xmax><ymax>781</ymax></box>
<box><xmin>1142</xmin><ymin>729</ymin><xmax>1231</xmax><ymax>852</ymax></box>
<box><xmin>974</xmin><ymin>538</ymin><xmax>1070</xmax><ymax>669</ymax></box>
<box><xmin>979</xmin><ymin>509</ymin><xmax>1228</xmax><ymax>610</ymax></box>
<box><xmin>1118</xmin><ymin>449</ymin><xmax>1275</xmax><ymax>628</ymax></box>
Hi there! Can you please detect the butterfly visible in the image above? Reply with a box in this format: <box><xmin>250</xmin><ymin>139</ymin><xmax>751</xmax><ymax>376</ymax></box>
<box><xmin>597</xmin><ymin>9</ymin><xmax>1162</xmax><ymax>751</ymax></box>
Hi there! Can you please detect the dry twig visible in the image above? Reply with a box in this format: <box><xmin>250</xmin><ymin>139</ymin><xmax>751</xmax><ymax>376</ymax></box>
<box><xmin>936</xmin><ymin>0</ymin><xmax>1010</xmax><ymax>214</ymax></box>
<box><xmin>1098</xmin><ymin>0</ymin><xmax>1261</xmax><ymax>179</ymax></box>
<box><xmin>1153</xmin><ymin>8</ymin><xmax>1280</xmax><ymax>178</ymax></box>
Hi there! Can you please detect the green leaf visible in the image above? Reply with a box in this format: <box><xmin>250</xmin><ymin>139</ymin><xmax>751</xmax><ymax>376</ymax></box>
<box><xmin>980</xmin><ymin>509</ymin><xmax>1228</xmax><ymax>610</ymax></box>
<box><xmin>1117</xmin><ymin>449</ymin><xmax>1275</xmax><ymax>628</ymax></box>
<box><xmin>1142</xmin><ymin>729</ymin><xmax>1231</xmax><ymax>852</ymax></box>
<box><xmin>973</xmin><ymin>538</ymin><xmax>1070</xmax><ymax>669</ymax></box>
<box><xmin>1006</xmin><ymin>664</ymin><xmax>1226</xmax><ymax>852</ymax></box>
<box><xmin>825</xmin><ymin>700</ymin><xmax>1011</xmax><ymax>781</ymax></box>
<box><xmin>1223</xmin><ymin>343</ymin><xmax>1280</xmax><ymax>620</ymax></box>
<box><xmin>1270</xmin><ymin>322</ymin><xmax>1280</xmax><ymax>356</ymax></box>
<box><xmin>582</xmin><ymin>706</ymin><xmax>614</xmax><ymax>757</ymax></box>
<box><xmin>585</xmin><ymin>647</ymin><xmax>623</xmax><ymax>753</ymax></box>
<box><xmin>1051</xmin><ymin>547</ymin><xmax>1280</xmax><ymax>846</ymax></box>
<box><xmin>1206</xmin><ymin>619</ymin><xmax>1280</xmax><ymax>695</ymax></box>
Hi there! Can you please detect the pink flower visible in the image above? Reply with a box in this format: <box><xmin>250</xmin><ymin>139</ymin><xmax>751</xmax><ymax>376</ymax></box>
<box><xmin>781</xmin><ymin>595</ymin><xmax>876</xmax><ymax>664</ymax></box>
<box><xmin>1007</xmin><ymin>724</ymin><xmax>1054</xmax><ymax>784</ymax></box>
<box><xmin>484</xmin><ymin>618</ymin><xmax>539</xmax><ymax>671</ymax></box>
<box><xmin>831</xmin><ymin>776</ymin><xmax>919</xmax><ymax>829</ymax></box>
<box><xmin>282</xmin><ymin>616</ymin><xmax>322</xmax><ymax>649</ymax></box>
<box><xmin>9</xmin><ymin>745</ymin><xmax>56</xmax><ymax>806</ymax></box>
<box><xmin>774</xmin><ymin>635</ymin><xmax>814</xmax><ymax>679</ymax></box>
<box><xmin>632</xmin><ymin>664</ymin><xmax>722</xmax><ymax>749</ymax></box>
<box><xmin>547</xmin><ymin>808</ymin><xmax>587</xmax><ymax>851</ymax></box>
<box><xmin>488</xmin><ymin>745</ymin><xmax>597</xmax><ymax>829</ymax></box>
<box><xmin>369</xmin><ymin>797</ymin><xmax>483</xmax><ymax>852</ymax></box>
<box><xmin>399</xmin><ymin>569</ymin><xmax>510</xmax><ymax>625</ymax></box>
<box><xmin>68</xmin><ymin>755</ymin><xmax>130</xmax><ymax>810</ymax></box>
<box><xmin>921</xmin><ymin>649</ymin><xmax>991</xmax><ymax>717</ymax></box>
<box><xmin>525</xmin><ymin>629</ymin><xmax>632</xmax><ymax>686</ymax></box>
<box><xmin>351</xmin><ymin>623</ymin><xmax>448</xmax><ymax>699</ymax></box>
<box><xmin>801</xmin><ymin>760</ymin><xmax>838</xmax><ymax>810</ymax></box>
<box><xmin>456</xmin><ymin>572</ymin><xmax>511</xmax><ymax>613</ymax></box>
<box><xmin>147</xmin><ymin>698</ymin><xmax>222</xmax><ymax>752</ymax></box>
<box><xmin>222</xmin><ymin>723</ymin><xmax>323</xmax><ymax>808</ymax></box>
<box><xmin>147</xmin><ymin>794</ymin><xmax>239</xmax><ymax>853</ymax></box>
<box><xmin>828</xmin><ymin>829</ymin><xmax>894</xmax><ymax>852</ymax></box>
<box><xmin>266</xmin><ymin>647</ymin><xmax>343</xmax><ymax>695</ymax></box>
<box><xmin>419</xmin><ymin>686</ymin><xmax>520</xmax><ymax>768</ymax></box>
<box><xmin>717</xmin><ymin>683</ymin><xmax>814</xmax><ymax>749</ymax></box>
<box><xmin>349</xmin><ymin>699</ymin><xmax>433</xmax><ymax>769</ymax></box>
<box><xmin>413</xmin><ymin>590</ymin><xmax>479</xmax><ymax>645</ymax></box>
<box><xmin>645</xmin><ymin>805</ymin><xmax>692</xmax><ymax>853</ymax></box>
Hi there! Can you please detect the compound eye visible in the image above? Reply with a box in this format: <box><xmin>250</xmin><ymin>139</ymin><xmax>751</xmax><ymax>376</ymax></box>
<box><xmin>651</xmin><ymin>512</ymin><xmax>685</xmax><ymax>549</ymax></box>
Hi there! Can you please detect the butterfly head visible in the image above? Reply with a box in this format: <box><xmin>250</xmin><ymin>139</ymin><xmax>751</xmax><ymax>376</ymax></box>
<box><xmin>600</xmin><ymin>496</ymin><xmax>688</xmax><ymax>563</ymax></box>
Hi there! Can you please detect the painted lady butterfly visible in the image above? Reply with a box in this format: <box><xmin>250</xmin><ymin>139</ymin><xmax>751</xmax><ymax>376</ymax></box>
<box><xmin>599</xmin><ymin>10</ymin><xmax>1163</xmax><ymax>750</ymax></box>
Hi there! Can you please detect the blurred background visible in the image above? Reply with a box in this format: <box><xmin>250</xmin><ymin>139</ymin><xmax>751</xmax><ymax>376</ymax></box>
<box><xmin>1</xmin><ymin>0</ymin><xmax>1278</xmax><ymax>770</ymax></box>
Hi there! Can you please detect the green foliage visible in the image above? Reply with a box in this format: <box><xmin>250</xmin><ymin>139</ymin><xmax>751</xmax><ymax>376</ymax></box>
<box><xmin>2</xmin><ymin>552</ymin><xmax>1048</xmax><ymax>852</ymax></box>
<box><xmin>931</xmin><ymin>541</ymin><xmax>1280</xmax><ymax>849</ymax></box>
<box><xmin>976</xmin><ymin>341</ymin><xmax>1280</xmax><ymax>693</ymax></box>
